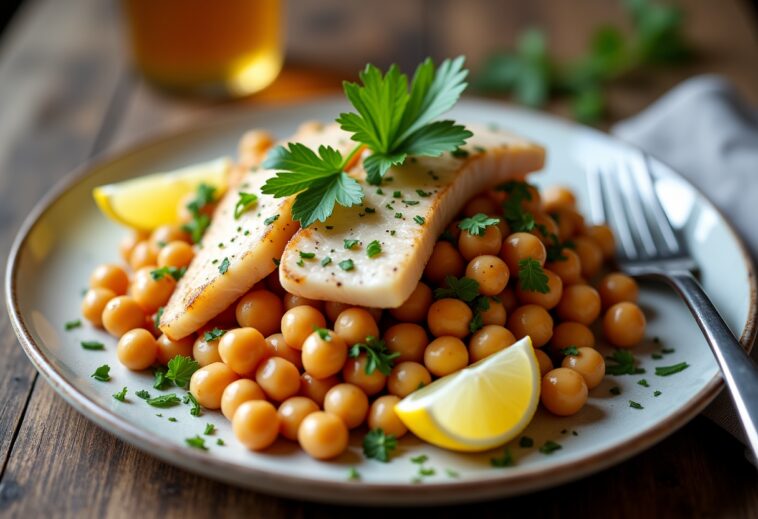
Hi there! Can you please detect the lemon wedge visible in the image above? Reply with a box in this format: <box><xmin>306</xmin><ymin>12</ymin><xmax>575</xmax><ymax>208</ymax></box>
<box><xmin>93</xmin><ymin>157</ymin><xmax>232</xmax><ymax>231</ymax></box>
<box><xmin>395</xmin><ymin>336</ymin><xmax>540</xmax><ymax>452</ymax></box>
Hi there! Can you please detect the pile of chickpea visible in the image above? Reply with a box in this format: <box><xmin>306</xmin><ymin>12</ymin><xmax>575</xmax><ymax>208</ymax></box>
<box><xmin>81</xmin><ymin>182</ymin><xmax>647</xmax><ymax>460</ymax></box>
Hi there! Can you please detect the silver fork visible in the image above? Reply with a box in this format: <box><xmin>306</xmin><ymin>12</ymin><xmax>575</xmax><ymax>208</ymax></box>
<box><xmin>588</xmin><ymin>153</ymin><xmax>758</xmax><ymax>462</ymax></box>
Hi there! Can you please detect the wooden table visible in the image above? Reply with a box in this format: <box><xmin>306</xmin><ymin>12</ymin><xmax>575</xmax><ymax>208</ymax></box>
<box><xmin>1</xmin><ymin>0</ymin><xmax>757</xmax><ymax>516</ymax></box>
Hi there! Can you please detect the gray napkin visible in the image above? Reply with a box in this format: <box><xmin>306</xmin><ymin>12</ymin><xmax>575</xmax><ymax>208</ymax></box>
<box><xmin>612</xmin><ymin>75</ymin><xmax>758</xmax><ymax>445</ymax></box>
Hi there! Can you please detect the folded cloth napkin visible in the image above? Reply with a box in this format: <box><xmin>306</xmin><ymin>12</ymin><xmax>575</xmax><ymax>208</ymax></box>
<box><xmin>612</xmin><ymin>75</ymin><xmax>758</xmax><ymax>447</ymax></box>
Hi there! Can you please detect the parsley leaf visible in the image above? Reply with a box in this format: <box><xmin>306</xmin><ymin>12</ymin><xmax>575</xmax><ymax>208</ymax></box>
<box><xmin>234</xmin><ymin>192</ymin><xmax>258</xmax><ymax>219</ymax></box>
<box><xmin>561</xmin><ymin>346</ymin><xmax>580</xmax><ymax>356</ymax></box>
<box><xmin>146</xmin><ymin>393</ymin><xmax>182</xmax><ymax>408</ymax></box>
<box><xmin>81</xmin><ymin>341</ymin><xmax>105</xmax><ymax>351</ymax></box>
<box><xmin>605</xmin><ymin>349</ymin><xmax>645</xmax><ymax>375</ymax></box>
<box><xmin>320</xmin><ymin>256</ymin><xmax>332</xmax><ymax>267</ymax></box>
<box><xmin>135</xmin><ymin>390</ymin><xmax>151</xmax><ymax>400</ymax></box>
<box><xmin>433</xmin><ymin>275</ymin><xmax>480</xmax><ymax>302</ymax></box>
<box><xmin>112</xmin><ymin>387</ymin><xmax>127</xmax><ymax>402</ymax></box>
<box><xmin>363</xmin><ymin>428</ymin><xmax>398</xmax><ymax>462</ymax></box>
<box><xmin>181</xmin><ymin>183</ymin><xmax>216</xmax><ymax>243</ymax></box>
<box><xmin>153</xmin><ymin>366</ymin><xmax>170</xmax><ymax>389</ymax></box>
<box><xmin>154</xmin><ymin>306</ymin><xmax>164</xmax><ymax>330</ymax></box>
<box><xmin>519</xmin><ymin>436</ymin><xmax>534</xmax><ymax>448</ymax></box>
<box><xmin>458</xmin><ymin>213</ymin><xmax>500</xmax><ymax>236</ymax></box>
<box><xmin>166</xmin><ymin>355</ymin><xmax>200</xmax><ymax>388</ymax></box>
<box><xmin>264</xmin><ymin>214</ymin><xmax>279</xmax><ymax>225</ymax></box>
<box><xmin>150</xmin><ymin>266</ymin><xmax>187</xmax><ymax>281</ymax></box>
<box><xmin>218</xmin><ymin>257</ymin><xmax>230</xmax><ymax>274</ymax></box>
<box><xmin>539</xmin><ymin>440</ymin><xmax>563</xmax><ymax>454</ymax></box>
<box><xmin>203</xmin><ymin>327</ymin><xmax>226</xmax><ymax>342</ymax></box>
<box><xmin>655</xmin><ymin>362</ymin><xmax>689</xmax><ymax>376</ymax></box>
<box><xmin>518</xmin><ymin>258</ymin><xmax>549</xmax><ymax>293</ymax></box>
<box><xmin>366</xmin><ymin>240</ymin><xmax>382</xmax><ymax>258</ymax></box>
<box><xmin>64</xmin><ymin>319</ymin><xmax>82</xmax><ymax>331</ymax></box>
<box><xmin>629</xmin><ymin>400</ymin><xmax>644</xmax><ymax>409</ymax></box>
<box><xmin>204</xmin><ymin>423</ymin><xmax>215</xmax><ymax>435</ymax></box>
<box><xmin>347</xmin><ymin>467</ymin><xmax>361</xmax><ymax>481</ymax></box>
<box><xmin>491</xmin><ymin>448</ymin><xmax>514</xmax><ymax>467</ymax></box>
<box><xmin>349</xmin><ymin>336</ymin><xmax>400</xmax><ymax>376</ymax></box>
<box><xmin>184</xmin><ymin>392</ymin><xmax>202</xmax><ymax>416</ymax></box>
<box><xmin>91</xmin><ymin>364</ymin><xmax>111</xmax><ymax>382</ymax></box>
<box><xmin>339</xmin><ymin>259</ymin><xmax>354</xmax><ymax>271</ymax></box>
<box><xmin>185</xmin><ymin>435</ymin><xmax>208</xmax><ymax>450</ymax></box>
<box><xmin>344</xmin><ymin>239</ymin><xmax>359</xmax><ymax>250</ymax></box>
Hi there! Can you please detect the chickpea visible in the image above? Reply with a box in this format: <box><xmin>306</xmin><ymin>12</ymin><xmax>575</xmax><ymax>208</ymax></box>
<box><xmin>507</xmin><ymin>304</ymin><xmax>553</xmax><ymax>348</ymax></box>
<box><xmin>505</xmin><ymin>183</ymin><xmax>541</xmax><ymax>212</ymax></box>
<box><xmin>131</xmin><ymin>267</ymin><xmax>176</xmax><ymax>314</ymax></box>
<box><xmin>424</xmin><ymin>241</ymin><xmax>465</xmax><ymax>285</ymax></box>
<box><xmin>573</xmin><ymin>236</ymin><xmax>604</xmax><ymax>279</ymax></box>
<box><xmin>102</xmin><ymin>296</ymin><xmax>145</xmax><ymax>337</ymax></box>
<box><xmin>500</xmin><ymin>232</ymin><xmax>547</xmax><ymax>274</ymax></box>
<box><xmin>342</xmin><ymin>354</ymin><xmax>387</xmax><ymax>395</ymax></box>
<box><xmin>584</xmin><ymin>224</ymin><xmax>615</xmax><ymax>259</ymax></box>
<box><xmin>598</xmin><ymin>273</ymin><xmax>639</xmax><ymax>308</ymax></box>
<box><xmin>465</xmin><ymin>255</ymin><xmax>510</xmax><ymax>296</ymax></box>
<box><xmin>562</xmin><ymin>347</ymin><xmax>605</xmax><ymax>389</ymax></box>
<box><xmin>81</xmin><ymin>288</ymin><xmax>116</xmax><ymax>327</ymax></box>
<box><xmin>427</xmin><ymin>299</ymin><xmax>472</xmax><ymax>338</ymax></box>
<box><xmin>458</xmin><ymin>225</ymin><xmax>503</xmax><ymax>261</ymax></box>
<box><xmin>189</xmin><ymin>362</ymin><xmax>239</xmax><ymax>409</ymax></box>
<box><xmin>552</xmin><ymin>208</ymin><xmax>584</xmax><ymax>241</ymax></box>
<box><xmin>157</xmin><ymin>241</ymin><xmax>194</xmax><ymax>269</ymax></box>
<box><xmin>383</xmin><ymin>323</ymin><xmax>428</xmax><ymax>363</ymax></box>
<box><xmin>280</xmin><ymin>305</ymin><xmax>327</xmax><ymax>350</ymax></box>
<box><xmin>265</xmin><ymin>270</ymin><xmax>286</xmax><ymax>297</ymax></box>
<box><xmin>546</xmin><ymin>249</ymin><xmax>582</xmax><ymax>285</ymax></box>
<box><xmin>499</xmin><ymin>287</ymin><xmax>518</xmax><ymax>314</ymax></box>
<box><xmin>149</xmin><ymin>224</ymin><xmax>190</xmax><ymax>254</ymax></box>
<box><xmin>334</xmin><ymin>308</ymin><xmax>379</xmax><ymax>346</ymax></box>
<box><xmin>221</xmin><ymin>379</ymin><xmax>266</xmax><ymax>420</ymax></box>
<box><xmin>129</xmin><ymin>241</ymin><xmax>157</xmax><ymax>271</ymax></box>
<box><xmin>236</xmin><ymin>290</ymin><xmax>283</xmax><ymax>337</ymax></box>
<box><xmin>469</xmin><ymin>325</ymin><xmax>516</xmax><ymax>363</ymax></box>
<box><xmin>278</xmin><ymin>396</ymin><xmax>319</xmax><ymax>441</ymax></box>
<box><xmin>424</xmin><ymin>336</ymin><xmax>469</xmax><ymax>377</ymax></box>
<box><xmin>480</xmin><ymin>297</ymin><xmax>506</xmax><ymax>326</ymax></box>
<box><xmin>463</xmin><ymin>196</ymin><xmax>500</xmax><ymax>217</ymax></box>
<box><xmin>368</xmin><ymin>395</ymin><xmax>408</xmax><ymax>438</ymax></box>
<box><xmin>531</xmin><ymin>212</ymin><xmax>560</xmax><ymax>246</ymax></box>
<box><xmin>324</xmin><ymin>383</ymin><xmax>369</xmax><ymax>429</ymax></box>
<box><xmin>299</xmin><ymin>373</ymin><xmax>339</xmax><ymax>406</ymax></box>
<box><xmin>541</xmin><ymin>186</ymin><xmax>576</xmax><ymax>212</ymax></box>
<box><xmin>551</xmin><ymin>322</ymin><xmax>596</xmax><ymax>351</ymax></box>
<box><xmin>603</xmin><ymin>302</ymin><xmax>646</xmax><ymax>348</ymax></box>
<box><xmin>283</xmin><ymin>293</ymin><xmax>325</xmax><ymax>312</ymax></box>
<box><xmin>556</xmin><ymin>285</ymin><xmax>602</xmax><ymax>325</ymax></box>
<box><xmin>116</xmin><ymin>329</ymin><xmax>157</xmax><ymax>370</ymax></box>
<box><xmin>516</xmin><ymin>268</ymin><xmax>563</xmax><ymax>309</ymax></box>
<box><xmin>156</xmin><ymin>333</ymin><xmax>194</xmax><ymax>365</ymax></box>
<box><xmin>495</xmin><ymin>218</ymin><xmax>511</xmax><ymax>239</ymax></box>
<box><xmin>233</xmin><ymin>400</ymin><xmax>280</xmax><ymax>451</ymax></box>
<box><xmin>298</xmin><ymin>411</ymin><xmax>349</xmax><ymax>460</ymax></box>
<box><xmin>218</xmin><ymin>327</ymin><xmax>267</xmax><ymax>376</ymax></box>
<box><xmin>89</xmin><ymin>264</ymin><xmax>129</xmax><ymax>295</ymax></box>
<box><xmin>210</xmin><ymin>302</ymin><xmax>239</xmax><ymax>329</ymax></box>
<box><xmin>389</xmin><ymin>282</ymin><xmax>433</xmax><ymax>323</ymax></box>
<box><xmin>264</xmin><ymin>333</ymin><xmax>303</xmax><ymax>370</ymax></box>
<box><xmin>324</xmin><ymin>301</ymin><xmax>350</xmax><ymax>322</ymax></box>
<box><xmin>193</xmin><ymin>331</ymin><xmax>222</xmax><ymax>366</ymax></box>
<box><xmin>255</xmin><ymin>357</ymin><xmax>301</xmax><ymax>402</ymax></box>
<box><xmin>535</xmin><ymin>349</ymin><xmax>553</xmax><ymax>377</ymax></box>
<box><xmin>301</xmin><ymin>329</ymin><xmax>348</xmax><ymax>379</ymax></box>
<box><xmin>541</xmin><ymin>368</ymin><xmax>588</xmax><ymax>416</ymax></box>
<box><xmin>387</xmin><ymin>361</ymin><xmax>432</xmax><ymax>397</ymax></box>
<box><xmin>119</xmin><ymin>231</ymin><xmax>147</xmax><ymax>264</ymax></box>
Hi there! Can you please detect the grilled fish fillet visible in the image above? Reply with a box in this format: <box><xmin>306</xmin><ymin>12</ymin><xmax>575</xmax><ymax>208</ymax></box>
<box><xmin>160</xmin><ymin>123</ymin><xmax>353</xmax><ymax>340</ymax></box>
<box><xmin>280</xmin><ymin>125</ymin><xmax>545</xmax><ymax>308</ymax></box>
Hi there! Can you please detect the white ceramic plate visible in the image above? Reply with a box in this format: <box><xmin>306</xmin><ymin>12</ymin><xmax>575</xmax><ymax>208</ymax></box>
<box><xmin>6</xmin><ymin>98</ymin><xmax>756</xmax><ymax>505</ymax></box>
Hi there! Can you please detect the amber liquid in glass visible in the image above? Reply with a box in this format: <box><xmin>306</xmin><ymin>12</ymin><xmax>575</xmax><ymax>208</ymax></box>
<box><xmin>123</xmin><ymin>0</ymin><xmax>283</xmax><ymax>98</ymax></box>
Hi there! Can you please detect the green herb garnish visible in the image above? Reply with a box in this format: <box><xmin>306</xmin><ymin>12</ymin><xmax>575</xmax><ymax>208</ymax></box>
<box><xmin>64</xmin><ymin>319</ymin><xmax>82</xmax><ymax>331</ymax></box>
<box><xmin>150</xmin><ymin>265</ymin><xmax>187</xmax><ymax>281</ymax></box>
<box><xmin>204</xmin><ymin>423</ymin><xmax>215</xmax><ymax>435</ymax></box>
<box><xmin>629</xmin><ymin>400</ymin><xmax>644</xmax><ymax>409</ymax></box>
<box><xmin>263</xmin><ymin>214</ymin><xmax>279</xmax><ymax>225</ymax></box>
<box><xmin>112</xmin><ymin>387</ymin><xmax>127</xmax><ymax>402</ymax></box>
<box><xmin>234</xmin><ymin>192</ymin><xmax>258</xmax><ymax>219</ymax></box>
<box><xmin>561</xmin><ymin>346</ymin><xmax>580</xmax><ymax>356</ymax></box>
<box><xmin>605</xmin><ymin>349</ymin><xmax>645</xmax><ymax>376</ymax></box>
<box><xmin>458</xmin><ymin>213</ymin><xmax>500</xmax><ymax>236</ymax></box>
<box><xmin>655</xmin><ymin>362</ymin><xmax>689</xmax><ymax>376</ymax></box>
<box><xmin>321</xmin><ymin>256</ymin><xmax>332</xmax><ymax>267</ymax></box>
<box><xmin>366</xmin><ymin>240</ymin><xmax>382</xmax><ymax>258</ymax></box>
<box><xmin>203</xmin><ymin>327</ymin><xmax>226</xmax><ymax>342</ymax></box>
<box><xmin>135</xmin><ymin>390</ymin><xmax>151</xmax><ymax>400</ymax></box>
<box><xmin>166</xmin><ymin>355</ymin><xmax>200</xmax><ymax>388</ymax></box>
<box><xmin>91</xmin><ymin>364</ymin><xmax>111</xmax><ymax>382</ymax></box>
<box><xmin>518</xmin><ymin>258</ymin><xmax>549</xmax><ymax>293</ymax></box>
<box><xmin>146</xmin><ymin>394</ymin><xmax>181</xmax><ymax>408</ymax></box>
<box><xmin>539</xmin><ymin>440</ymin><xmax>562</xmax><ymax>454</ymax></box>
<box><xmin>338</xmin><ymin>259</ymin><xmax>354</xmax><ymax>271</ymax></box>
<box><xmin>363</xmin><ymin>428</ymin><xmax>398</xmax><ymax>462</ymax></box>
<box><xmin>81</xmin><ymin>341</ymin><xmax>105</xmax><ymax>351</ymax></box>
<box><xmin>218</xmin><ymin>257</ymin><xmax>230</xmax><ymax>274</ymax></box>
<box><xmin>433</xmin><ymin>275</ymin><xmax>480</xmax><ymax>302</ymax></box>
<box><xmin>181</xmin><ymin>183</ymin><xmax>216</xmax><ymax>243</ymax></box>
<box><xmin>344</xmin><ymin>239</ymin><xmax>359</xmax><ymax>250</ymax></box>
<box><xmin>491</xmin><ymin>448</ymin><xmax>514</xmax><ymax>467</ymax></box>
<box><xmin>185</xmin><ymin>435</ymin><xmax>207</xmax><ymax>450</ymax></box>
<box><xmin>184</xmin><ymin>392</ymin><xmax>202</xmax><ymax>417</ymax></box>
<box><xmin>349</xmin><ymin>336</ymin><xmax>400</xmax><ymax>375</ymax></box>
<box><xmin>519</xmin><ymin>436</ymin><xmax>534</xmax><ymax>448</ymax></box>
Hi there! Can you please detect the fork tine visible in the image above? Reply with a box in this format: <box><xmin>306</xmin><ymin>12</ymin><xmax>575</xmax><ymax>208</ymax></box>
<box><xmin>587</xmin><ymin>165</ymin><xmax>606</xmax><ymax>224</ymax></box>
<box><xmin>597</xmin><ymin>164</ymin><xmax>639</xmax><ymax>260</ymax></box>
<box><xmin>628</xmin><ymin>155</ymin><xmax>682</xmax><ymax>255</ymax></box>
<box><xmin>616</xmin><ymin>161</ymin><xmax>658</xmax><ymax>258</ymax></box>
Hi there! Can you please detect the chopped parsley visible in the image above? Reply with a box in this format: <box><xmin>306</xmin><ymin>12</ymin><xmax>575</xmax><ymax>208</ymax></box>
<box><xmin>413</xmin><ymin>215</ymin><xmax>425</xmax><ymax>225</ymax></box>
<box><xmin>321</xmin><ymin>256</ymin><xmax>332</xmax><ymax>267</ymax></box>
<box><xmin>366</xmin><ymin>240</ymin><xmax>382</xmax><ymax>258</ymax></box>
<box><xmin>344</xmin><ymin>239</ymin><xmax>359</xmax><ymax>250</ymax></box>
<box><xmin>519</xmin><ymin>436</ymin><xmax>534</xmax><ymax>448</ymax></box>
<box><xmin>416</xmin><ymin>189</ymin><xmax>431</xmax><ymax>197</ymax></box>
<box><xmin>184</xmin><ymin>392</ymin><xmax>202</xmax><ymax>416</ymax></box>
<box><xmin>490</xmin><ymin>448</ymin><xmax>514</xmax><ymax>467</ymax></box>
<box><xmin>203</xmin><ymin>327</ymin><xmax>226</xmax><ymax>342</ymax></box>
<box><xmin>153</xmin><ymin>366</ymin><xmax>170</xmax><ymax>390</ymax></box>
<box><xmin>654</xmin><ymin>390</ymin><xmax>662</xmax><ymax>397</ymax></box>
<box><xmin>146</xmin><ymin>394</ymin><xmax>182</xmax><ymax>408</ymax></box>
<box><xmin>166</xmin><ymin>355</ymin><xmax>200</xmax><ymax>388</ymax></box>
<box><xmin>299</xmin><ymin>251</ymin><xmax>316</xmax><ymax>259</ymax></box>
<box><xmin>339</xmin><ymin>259</ymin><xmax>355</xmax><ymax>271</ymax></box>
<box><xmin>112</xmin><ymin>387</ymin><xmax>127</xmax><ymax>402</ymax></box>
<box><xmin>637</xmin><ymin>379</ymin><xmax>650</xmax><ymax>387</ymax></box>
<box><xmin>433</xmin><ymin>275</ymin><xmax>479</xmax><ymax>302</ymax></box>
<box><xmin>655</xmin><ymin>362</ymin><xmax>689</xmax><ymax>376</ymax></box>
<box><xmin>204</xmin><ymin>423</ymin><xmax>216</xmax><ymax>435</ymax></box>
<box><xmin>81</xmin><ymin>341</ymin><xmax>105</xmax><ymax>351</ymax></box>
<box><xmin>411</xmin><ymin>454</ymin><xmax>429</xmax><ymax>464</ymax></box>
<box><xmin>363</xmin><ymin>428</ymin><xmax>397</xmax><ymax>462</ymax></box>
<box><xmin>395</xmin><ymin>212</ymin><xmax>403</xmax><ymax>219</ymax></box>
<box><xmin>347</xmin><ymin>467</ymin><xmax>361</xmax><ymax>481</ymax></box>
<box><xmin>403</xmin><ymin>200</ymin><xmax>420</xmax><ymax>206</ymax></box>
<box><xmin>185</xmin><ymin>435</ymin><xmax>208</xmax><ymax>451</ymax></box>
<box><xmin>181</xmin><ymin>183</ymin><xmax>216</xmax><ymax>243</ymax></box>
<box><xmin>135</xmin><ymin>390</ymin><xmax>151</xmax><ymax>400</ymax></box>
<box><xmin>234</xmin><ymin>192</ymin><xmax>258</xmax><ymax>219</ymax></box>
<box><xmin>518</xmin><ymin>258</ymin><xmax>549</xmax><ymax>293</ymax></box>
<box><xmin>263</xmin><ymin>214</ymin><xmax>280</xmax><ymax>225</ymax></box>
<box><xmin>216</xmin><ymin>438</ymin><xmax>225</xmax><ymax>446</ymax></box>
<box><xmin>605</xmin><ymin>349</ymin><xmax>645</xmax><ymax>375</ymax></box>
<box><xmin>445</xmin><ymin>468</ymin><xmax>460</xmax><ymax>478</ymax></box>
<box><xmin>150</xmin><ymin>265</ymin><xmax>187</xmax><ymax>281</ymax></box>
<box><xmin>560</xmin><ymin>346</ymin><xmax>580</xmax><ymax>356</ymax></box>
<box><xmin>91</xmin><ymin>364</ymin><xmax>111</xmax><ymax>382</ymax></box>
<box><xmin>349</xmin><ymin>336</ymin><xmax>399</xmax><ymax>375</ymax></box>
<box><xmin>154</xmin><ymin>306</ymin><xmax>164</xmax><ymax>330</ymax></box>
<box><xmin>393</xmin><ymin>191</ymin><xmax>402</xmax><ymax>198</ymax></box>
<box><xmin>629</xmin><ymin>400</ymin><xmax>644</xmax><ymax>410</ymax></box>
<box><xmin>539</xmin><ymin>440</ymin><xmax>562</xmax><ymax>454</ymax></box>
<box><xmin>451</xmin><ymin>147</ymin><xmax>470</xmax><ymax>158</ymax></box>
<box><xmin>218</xmin><ymin>257</ymin><xmax>230</xmax><ymax>274</ymax></box>
<box><xmin>609</xmin><ymin>386</ymin><xmax>622</xmax><ymax>395</ymax></box>
<box><xmin>458</xmin><ymin>213</ymin><xmax>500</xmax><ymax>236</ymax></box>
<box><xmin>64</xmin><ymin>319</ymin><xmax>82</xmax><ymax>331</ymax></box>
<box><xmin>315</xmin><ymin>328</ymin><xmax>332</xmax><ymax>341</ymax></box>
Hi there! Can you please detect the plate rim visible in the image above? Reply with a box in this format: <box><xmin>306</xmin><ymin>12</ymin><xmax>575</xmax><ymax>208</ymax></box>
<box><xmin>5</xmin><ymin>96</ymin><xmax>757</xmax><ymax>505</ymax></box>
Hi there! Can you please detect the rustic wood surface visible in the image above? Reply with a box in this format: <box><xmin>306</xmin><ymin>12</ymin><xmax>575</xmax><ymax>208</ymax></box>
<box><xmin>1</xmin><ymin>0</ymin><xmax>757</xmax><ymax>517</ymax></box>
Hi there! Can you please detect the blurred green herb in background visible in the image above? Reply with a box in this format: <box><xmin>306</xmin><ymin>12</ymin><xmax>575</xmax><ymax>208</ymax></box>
<box><xmin>476</xmin><ymin>0</ymin><xmax>692</xmax><ymax>123</ymax></box>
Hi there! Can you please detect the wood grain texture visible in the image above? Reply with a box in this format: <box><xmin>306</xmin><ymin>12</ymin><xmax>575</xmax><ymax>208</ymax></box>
<box><xmin>1</xmin><ymin>0</ymin><xmax>758</xmax><ymax>517</ymax></box>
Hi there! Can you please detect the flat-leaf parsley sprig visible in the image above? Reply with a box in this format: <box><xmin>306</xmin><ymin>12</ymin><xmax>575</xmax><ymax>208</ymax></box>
<box><xmin>262</xmin><ymin>57</ymin><xmax>472</xmax><ymax>227</ymax></box>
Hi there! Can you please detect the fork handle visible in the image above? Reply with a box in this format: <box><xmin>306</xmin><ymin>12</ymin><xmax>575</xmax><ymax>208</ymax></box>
<box><xmin>665</xmin><ymin>270</ymin><xmax>758</xmax><ymax>462</ymax></box>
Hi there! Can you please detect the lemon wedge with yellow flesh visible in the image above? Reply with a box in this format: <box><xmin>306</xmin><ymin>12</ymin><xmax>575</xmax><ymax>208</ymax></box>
<box><xmin>93</xmin><ymin>157</ymin><xmax>232</xmax><ymax>231</ymax></box>
<box><xmin>395</xmin><ymin>336</ymin><xmax>540</xmax><ymax>452</ymax></box>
